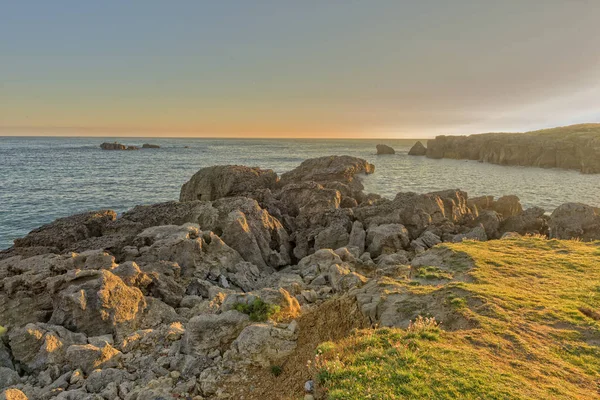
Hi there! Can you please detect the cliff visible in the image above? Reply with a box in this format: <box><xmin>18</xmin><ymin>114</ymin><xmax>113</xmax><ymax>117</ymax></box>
<box><xmin>424</xmin><ymin>123</ymin><xmax>600</xmax><ymax>173</ymax></box>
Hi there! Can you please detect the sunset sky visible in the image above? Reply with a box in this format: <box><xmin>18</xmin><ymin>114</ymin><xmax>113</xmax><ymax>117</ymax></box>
<box><xmin>1</xmin><ymin>1</ymin><xmax>600</xmax><ymax>138</ymax></box>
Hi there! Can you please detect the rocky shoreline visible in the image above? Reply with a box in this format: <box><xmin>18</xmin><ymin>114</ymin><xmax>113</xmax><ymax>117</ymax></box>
<box><xmin>413</xmin><ymin>123</ymin><xmax>600</xmax><ymax>173</ymax></box>
<box><xmin>1</xmin><ymin>155</ymin><xmax>599</xmax><ymax>399</ymax></box>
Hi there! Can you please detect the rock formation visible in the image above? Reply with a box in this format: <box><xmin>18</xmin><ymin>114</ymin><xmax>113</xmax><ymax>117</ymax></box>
<box><xmin>408</xmin><ymin>141</ymin><xmax>427</xmax><ymax>156</ymax></box>
<box><xmin>100</xmin><ymin>142</ymin><xmax>139</xmax><ymax>151</ymax></box>
<box><xmin>1</xmin><ymin>154</ymin><xmax>599</xmax><ymax>399</ymax></box>
<box><xmin>421</xmin><ymin>124</ymin><xmax>600</xmax><ymax>173</ymax></box>
<box><xmin>141</xmin><ymin>143</ymin><xmax>160</xmax><ymax>149</ymax></box>
<box><xmin>376</xmin><ymin>144</ymin><xmax>395</xmax><ymax>155</ymax></box>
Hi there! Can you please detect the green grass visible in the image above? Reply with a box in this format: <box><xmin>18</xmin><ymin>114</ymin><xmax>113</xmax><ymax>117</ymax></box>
<box><xmin>234</xmin><ymin>298</ymin><xmax>281</xmax><ymax>322</ymax></box>
<box><xmin>313</xmin><ymin>237</ymin><xmax>600</xmax><ymax>399</ymax></box>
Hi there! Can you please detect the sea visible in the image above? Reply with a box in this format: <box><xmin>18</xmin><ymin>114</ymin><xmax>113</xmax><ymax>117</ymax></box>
<box><xmin>2</xmin><ymin>136</ymin><xmax>600</xmax><ymax>250</ymax></box>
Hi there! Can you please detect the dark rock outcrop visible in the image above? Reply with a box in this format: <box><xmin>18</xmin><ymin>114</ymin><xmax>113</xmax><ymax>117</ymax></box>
<box><xmin>142</xmin><ymin>143</ymin><xmax>160</xmax><ymax>149</ymax></box>
<box><xmin>100</xmin><ymin>142</ymin><xmax>139</xmax><ymax>151</ymax></box>
<box><xmin>408</xmin><ymin>141</ymin><xmax>427</xmax><ymax>156</ymax></box>
<box><xmin>424</xmin><ymin>124</ymin><xmax>600</xmax><ymax>173</ymax></box>
<box><xmin>548</xmin><ymin>203</ymin><xmax>600</xmax><ymax>240</ymax></box>
<box><xmin>376</xmin><ymin>144</ymin><xmax>395</xmax><ymax>155</ymax></box>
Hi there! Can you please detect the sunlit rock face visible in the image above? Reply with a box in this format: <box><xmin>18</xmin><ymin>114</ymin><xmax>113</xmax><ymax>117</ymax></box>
<box><xmin>425</xmin><ymin>129</ymin><xmax>600</xmax><ymax>173</ymax></box>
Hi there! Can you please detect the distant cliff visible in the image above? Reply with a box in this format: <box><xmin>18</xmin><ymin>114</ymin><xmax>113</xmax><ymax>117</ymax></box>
<box><xmin>424</xmin><ymin>123</ymin><xmax>600</xmax><ymax>174</ymax></box>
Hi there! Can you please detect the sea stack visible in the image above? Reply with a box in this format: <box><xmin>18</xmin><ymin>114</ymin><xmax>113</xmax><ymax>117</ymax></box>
<box><xmin>408</xmin><ymin>141</ymin><xmax>427</xmax><ymax>156</ymax></box>
<box><xmin>376</xmin><ymin>144</ymin><xmax>395</xmax><ymax>155</ymax></box>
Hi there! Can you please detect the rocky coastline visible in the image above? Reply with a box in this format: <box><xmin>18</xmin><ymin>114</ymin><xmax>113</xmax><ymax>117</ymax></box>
<box><xmin>1</xmin><ymin>155</ymin><xmax>599</xmax><ymax>399</ymax></box>
<box><xmin>415</xmin><ymin>123</ymin><xmax>600</xmax><ymax>173</ymax></box>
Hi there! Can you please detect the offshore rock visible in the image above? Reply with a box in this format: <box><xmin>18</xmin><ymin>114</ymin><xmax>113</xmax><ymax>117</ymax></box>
<box><xmin>408</xmin><ymin>141</ymin><xmax>427</xmax><ymax>156</ymax></box>
<box><xmin>376</xmin><ymin>144</ymin><xmax>395</xmax><ymax>155</ymax></box>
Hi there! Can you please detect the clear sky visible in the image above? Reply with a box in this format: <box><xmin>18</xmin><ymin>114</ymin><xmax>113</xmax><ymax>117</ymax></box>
<box><xmin>1</xmin><ymin>0</ymin><xmax>600</xmax><ymax>138</ymax></box>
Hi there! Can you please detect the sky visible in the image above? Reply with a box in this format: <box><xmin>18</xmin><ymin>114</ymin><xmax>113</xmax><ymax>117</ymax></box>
<box><xmin>1</xmin><ymin>0</ymin><xmax>600</xmax><ymax>138</ymax></box>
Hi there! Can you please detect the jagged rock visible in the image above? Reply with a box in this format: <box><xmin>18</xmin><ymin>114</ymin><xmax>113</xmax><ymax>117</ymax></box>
<box><xmin>376</xmin><ymin>144</ymin><xmax>395</xmax><ymax>155</ymax></box>
<box><xmin>500</xmin><ymin>207</ymin><xmax>548</xmax><ymax>236</ymax></box>
<box><xmin>549</xmin><ymin>203</ymin><xmax>600</xmax><ymax>240</ymax></box>
<box><xmin>49</xmin><ymin>269</ymin><xmax>146</xmax><ymax>336</ymax></box>
<box><xmin>355</xmin><ymin>190</ymin><xmax>473</xmax><ymax>239</ymax></box>
<box><xmin>0</xmin><ymin>368</ymin><xmax>20</xmax><ymax>390</ymax></box>
<box><xmin>410</xmin><ymin>231</ymin><xmax>442</xmax><ymax>252</ymax></box>
<box><xmin>0</xmin><ymin>253</ymin><xmax>79</xmax><ymax>328</ymax></box>
<box><xmin>66</xmin><ymin>343</ymin><xmax>122</xmax><ymax>374</ymax></box>
<box><xmin>202</xmin><ymin>197</ymin><xmax>291</xmax><ymax>270</ymax></box>
<box><xmin>0</xmin><ymin>388</ymin><xmax>28</xmax><ymax>400</ymax></box>
<box><xmin>277</xmin><ymin>182</ymin><xmax>341</xmax><ymax>217</ymax></box>
<box><xmin>181</xmin><ymin>311</ymin><xmax>250</xmax><ymax>355</ymax></box>
<box><xmin>408</xmin><ymin>141</ymin><xmax>427</xmax><ymax>156</ymax></box>
<box><xmin>493</xmin><ymin>195</ymin><xmax>523</xmax><ymax>218</ymax></box>
<box><xmin>366</xmin><ymin>224</ymin><xmax>410</xmax><ymax>257</ymax></box>
<box><xmin>225</xmin><ymin>323</ymin><xmax>297</xmax><ymax>367</ymax></box>
<box><xmin>452</xmin><ymin>225</ymin><xmax>488</xmax><ymax>242</ymax></box>
<box><xmin>179</xmin><ymin>165</ymin><xmax>278</xmax><ymax>201</ymax></box>
<box><xmin>348</xmin><ymin>221</ymin><xmax>366</xmax><ymax>254</ymax></box>
<box><xmin>279</xmin><ymin>155</ymin><xmax>375</xmax><ymax>195</ymax></box>
<box><xmin>8</xmin><ymin>323</ymin><xmax>86</xmax><ymax>373</ymax></box>
<box><xmin>470</xmin><ymin>210</ymin><xmax>502</xmax><ymax>239</ymax></box>
<box><xmin>13</xmin><ymin>210</ymin><xmax>116</xmax><ymax>251</ymax></box>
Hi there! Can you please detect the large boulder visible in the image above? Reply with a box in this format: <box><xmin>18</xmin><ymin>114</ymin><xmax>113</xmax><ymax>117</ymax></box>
<box><xmin>279</xmin><ymin>156</ymin><xmax>374</xmax><ymax>195</ymax></box>
<box><xmin>13</xmin><ymin>210</ymin><xmax>116</xmax><ymax>251</ymax></box>
<box><xmin>8</xmin><ymin>323</ymin><xmax>87</xmax><ymax>373</ymax></box>
<box><xmin>49</xmin><ymin>269</ymin><xmax>146</xmax><ymax>336</ymax></box>
<box><xmin>500</xmin><ymin>207</ymin><xmax>548</xmax><ymax>236</ymax></box>
<box><xmin>548</xmin><ymin>203</ymin><xmax>600</xmax><ymax>240</ymax></box>
<box><xmin>408</xmin><ymin>141</ymin><xmax>427</xmax><ymax>156</ymax></box>
<box><xmin>66</xmin><ymin>343</ymin><xmax>122</xmax><ymax>374</ymax></box>
<box><xmin>366</xmin><ymin>224</ymin><xmax>410</xmax><ymax>257</ymax></box>
<box><xmin>0</xmin><ymin>254</ymin><xmax>77</xmax><ymax>328</ymax></box>
<box><xmin>202</xmin><ymin>198</ymin><xmax>291</xmax><ymax>269</ymax></box>
<box><xmin>376</xmin><ymin>144</ymin><xmax>395</xmax><ymax>155</ymax></box>
<box><xmin>225</xmin><ymin>323</ymin><xmax>297</xmax><ymax>367</ymax></box>
<box><xmin>181</xmin><ymin>311</ymin><xmax>250</xmax><ymax>356</ymax></box>
<box><xmin>179</xmin><ymin>165</ymin><xmax>278</xmax><ymax>202</ymax></box>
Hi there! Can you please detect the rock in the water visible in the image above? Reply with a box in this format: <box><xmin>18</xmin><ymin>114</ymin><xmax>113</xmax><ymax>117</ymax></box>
<box><xmin>549</xmin><ymin>203</ymin><xmax>600</xmax><ymax>240</ymax></box>
<box><xmin>179</xmin><ymin>165</ymin><xmax>278</xmax><ymax>201</ymax></box>
<box><xmin>141</xmin><ymin>143</ymin><xmax>160</xmax><ymax>148</ymax></box>
<box><xmin>376</xmin><ymin>144</ymin><xmax>395</xmax><ymax>155</ymax></box>
<box><xmin>100</xmin><ymin>142</ymin><xmax>138</xmax><ymax>150</ymax></box>
<box><xmin>408</xmin><ymin>141</ymin><xmax>427</xmax><ymax>156</ymax></box>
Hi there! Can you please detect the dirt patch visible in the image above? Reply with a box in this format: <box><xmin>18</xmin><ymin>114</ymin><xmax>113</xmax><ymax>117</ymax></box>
<box><xmin>225</xmin><ymin>295</ymin><xmax>370</xmax><ymax>400</ymax></box>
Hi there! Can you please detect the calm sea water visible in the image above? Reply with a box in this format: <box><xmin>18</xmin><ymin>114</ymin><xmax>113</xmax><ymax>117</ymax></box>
<box><xmin>2</xmin><ymin>136</ymin><xmax>600</xmax><ymax>250</ymax></box>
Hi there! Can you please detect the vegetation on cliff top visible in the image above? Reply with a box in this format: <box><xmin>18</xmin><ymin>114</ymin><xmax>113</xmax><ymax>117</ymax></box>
<box><xmin>314</xmin><ymin>237</ymin><xmax>600</xmax><ymax>399</ymax></box>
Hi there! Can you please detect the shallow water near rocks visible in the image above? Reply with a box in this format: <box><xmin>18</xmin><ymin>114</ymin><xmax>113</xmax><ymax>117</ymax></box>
<box><xmin>2</xmin><ymin>136</ymin><xmax>599</xmax><ymax>249</ymax></box>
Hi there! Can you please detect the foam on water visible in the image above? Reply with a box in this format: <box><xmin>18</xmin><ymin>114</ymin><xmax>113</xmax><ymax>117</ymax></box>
<box><xmin>2</xmin><ymin>136</ymin><xmax>599</xmax><ymax>249</ymax></box>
